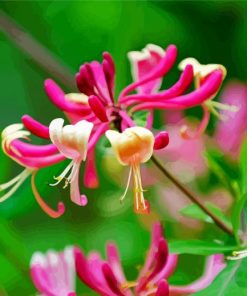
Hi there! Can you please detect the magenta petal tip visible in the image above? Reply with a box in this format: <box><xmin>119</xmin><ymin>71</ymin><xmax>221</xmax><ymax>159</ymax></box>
<box><xmin>80</xmin><ymin>195</ymin><xmax>88</xmax><ymax>206</ymax></box>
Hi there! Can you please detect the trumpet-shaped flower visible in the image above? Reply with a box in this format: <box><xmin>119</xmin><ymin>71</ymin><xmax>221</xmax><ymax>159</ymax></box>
<box><xmin>106</xmin><ymin>127</ymin><xmax>154</xmax><ymax>214</ymax></box>
<box><xmin>49</xmin><ymin>118</ymin><xmax>93</xmax><ymax>206</ymax></box>
<box><xmin>75</xmin><ymin>223</ymin><xmax>226</xmax><ymax>296</ymax></box>
<box><xmin>31</xmin><ymin>247</ymin><xmax>76</xmax><ymax>296</ymax></box>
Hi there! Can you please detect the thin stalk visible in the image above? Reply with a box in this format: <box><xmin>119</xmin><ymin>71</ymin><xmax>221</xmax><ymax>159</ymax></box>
<box><xmin>151</xmin><ymin>155</ymin><xmax>234</xmax><ymax>236</ymax></box>
<box><xmin>0</xmin><ymin>11</ymin><xmax>76</xmax><ymax>90</ymax></box>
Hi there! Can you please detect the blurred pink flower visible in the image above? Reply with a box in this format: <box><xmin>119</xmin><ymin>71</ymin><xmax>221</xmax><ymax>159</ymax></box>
<box><xmin>31</xmin><ymin>247</ymin><xmax>76</xmax><ymax>296</ymax></box>
<box><xmin>214</xmin><ymin>80</ymin><xmax>247</xmax><ymax>159</ymax></box>
<box><xmin>75</xmin><ymin>223</ymin><xmax>225</xmax><ymax>296</ymax></box>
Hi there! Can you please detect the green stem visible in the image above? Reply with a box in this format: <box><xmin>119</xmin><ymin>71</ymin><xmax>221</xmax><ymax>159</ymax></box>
<box><xmin>151</xmin><ymin>155</ymin><xmax>234</xmax><ymax>237</ymax></box>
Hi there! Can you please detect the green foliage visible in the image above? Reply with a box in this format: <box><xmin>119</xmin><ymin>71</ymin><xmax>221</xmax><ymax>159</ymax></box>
<box><xmin>169</xmin><ymin>240</ymin><xmax>236</xmax><ymax>256</ymax></box>
<box><xmin>180</xmin><ymin>202</ymin><xmax>231</xmax><ymax>228</ymax></box>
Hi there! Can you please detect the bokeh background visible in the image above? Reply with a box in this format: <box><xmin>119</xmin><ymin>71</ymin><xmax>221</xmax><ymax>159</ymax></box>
<box><xmin>0</xmin><ymin>1</ymin><xmax>247</xmax><ymax>295</ymax></box>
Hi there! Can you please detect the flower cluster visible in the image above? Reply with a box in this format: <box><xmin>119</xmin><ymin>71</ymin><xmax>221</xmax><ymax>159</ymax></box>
<box><xmin>0</xmin><ymin>43</ymin><xmax>230</xmax><ymax>217</ymax></box>
<box><xmin>30</xmin><ymin>223</ymin><xmax>225</xmax><ymax>296</ymax></box>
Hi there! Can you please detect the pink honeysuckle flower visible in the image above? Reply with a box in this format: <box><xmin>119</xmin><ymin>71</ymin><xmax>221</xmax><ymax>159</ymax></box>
<box><xmin>214</xmin><ymin>80</ymin><xmax>247</xmax><ymax>159</ymax></box>
<box><xmin>0</xmin><ymin>123</ymin><xmax>65</xmax><ymax>218</ymax></box>
<box><xmin>75</xmin><ymin>222</ymin><xmax>226</xmax><ymax>296</ymax></box>
<box><xmin>1</xmin><ymin>43</ymin><xmax>225</xmax><ymax>215</ymax></box>
<box><xmin>31</xmin><ymin>246</ymin><xmax>76</xmax><ymax>296</ymax></box>
<box><xmin>0</xmin><ymin>115</ymin><xmax>107</xmax><ymax>216</ymax></box>
<box><xmin>177</xmin><ymin>58</ymin><xmax>239</xmax><ymax>139</ymax></box>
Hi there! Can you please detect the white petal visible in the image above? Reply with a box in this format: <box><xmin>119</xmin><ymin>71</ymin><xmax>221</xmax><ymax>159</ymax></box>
<box><xmin>2</xmin><ymin>123</ymin><xmax>24</xmax><ymax>138</ymax></box>
<box><xmin>31</xmin><ymin>252</ymin><xmax>47</xmax><ymax>268</ymax></box>
<box><xmin>74</xmin><ymin>120</ymin><xmax>94</xmax><ymax>160</ymax></box>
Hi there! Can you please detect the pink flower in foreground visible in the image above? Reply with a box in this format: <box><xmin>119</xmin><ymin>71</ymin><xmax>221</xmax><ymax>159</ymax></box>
<box><xmin>31</xmin><ymin>247</ymin><xmax>76</xmax><ymax>296</ymax></box>
<box><xmin>75</xmin><ymin>223</ymin><xmax>225</xmax><ymax>296</ymax></box>
<box><xmin>0</xmin><ymin>43</ymin><xmax>225</xmax><ymax>216</ymax></box>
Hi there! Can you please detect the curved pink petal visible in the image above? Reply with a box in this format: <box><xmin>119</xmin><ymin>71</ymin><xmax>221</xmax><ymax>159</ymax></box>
<box><xmin>11</xmin><ymin>140</ymin><xmax>58</xmax><ymax>157</ymax></box>
<box><xmin>155</xmin><ymin>280</ymin><xmax>170</xmax><ymax>296</ymax></box>
<box><xmin>119</xmin><ymin>45</ymin><xmax>177</xmax><ymax>101</ymax></box>
<box><xmin>76</xmin><ymin>56</ymin><xmax>115</xmax><ymax>104</ymax></box>
<box><xmin>131</xmin><ymin>70</ymin><xmax>223</xmax><ymax>112</ymax></box>
<box><xmin>84</xmin><ymin>148</ymin><xmax>99</xmax><ymax>189</ymax></box>
<box><xmin>44</xmin><ymin>79</ymin><xmax>91</xmax><ymax>115</ymax></box>
<box><xmin>122</xmin><ymin>65</ymin><xmax>193</xmax><ymax>106</ymax></box>
<box><xmin>88</xmin><ymin>95</ymin><xmax>109</xmax><ymax>122</ymax></box>
<box><xmin>138</xmin><ymin>222</ymin><xmax>163</xmax><ymax>279</ymax></box>
<box><xmin>106</xmin><ymin>243</ymin><xmax>128</xmax><ymax>286</ymax></box>
<box><xmin>128</xmin><ymin>44</ymin><xmax>165</xmax><ymax>95</ymax></box>
<box><xmin>136</xmin><ymin>238</ymin><xmax>169</xmax><ymax>293</ymax></box>
<box><xmin>169</xmin><ymin>254</ymin><xmax>226</xmax><ymax>296</ymax></box>
<box><xmin>74</xmin><ymin>248</ymin><xmax>117</xmax><ymax>296</ymax></box>
<box><xmin>22</xmin><ymin>115</ymin><xmax>50</xmax><ymax>139</ymax></box>
<box><xmin>5</xmin><ymin>144</ymin><xmax>64</xmax><ymax>168</ymax></box>
<box><xmin>102</xmin><ymin>263</ymin><xmax>125</xmax><ymax>296</ymax></box>
<box><xmin>70</xmin><ymin>161</ymin><xmax>88</xmax><ymax>206</ymax></box>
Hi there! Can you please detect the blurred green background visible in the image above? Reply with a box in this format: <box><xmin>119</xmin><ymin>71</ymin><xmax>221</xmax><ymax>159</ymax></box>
<box><xmin>0</xmin><ymin>1</ymin><xmax>247</xmax><ymax>295</ymax></box>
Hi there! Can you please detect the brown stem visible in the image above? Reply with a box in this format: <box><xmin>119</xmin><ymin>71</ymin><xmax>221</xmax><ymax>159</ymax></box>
<box><xmin>0</xmin><ymin>10</ymin><xmax>76</xmax><ymax>90</ymax></box>
<box><xmin>151</xmin><ymin>155</ymin><xmax>234</xmax><ymax>236</ymax></box>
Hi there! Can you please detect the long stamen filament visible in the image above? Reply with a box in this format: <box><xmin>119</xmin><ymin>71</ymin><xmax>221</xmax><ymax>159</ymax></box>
<box><xmin>132</xmin><ymin>163</ymin><xmax>149</xmax><ymax>214</ymax></box>
<box><xmin>49</xmin><ymin>161</ymin><xmax>74</xmax><ymax>186</ymax></box>
<box><xmin>0</xmin><ymin>169</ymin><xmax>31</xmax><ymax>202</ymax></box>
<box><xmin>120</xmin><ymin>166</ymin><xmax>132</xmax><ymax>203</ymax></box>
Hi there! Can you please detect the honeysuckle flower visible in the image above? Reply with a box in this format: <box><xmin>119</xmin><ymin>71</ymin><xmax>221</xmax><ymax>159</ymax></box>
<box><xmin>0</xmin><ymin>122</ymin><xmax>65</xmax><ymax>218</ymax></box>
<box><xmin>75</xmin><ymin>223</ymin><xmax>226</xmax><ymax>296</ymax></box>
<box><xmin>1</xmin><ymin>43</ymin><xmax>226</xmax><ymax>215</ymax></box>
<box><xmin>178</xmin><ymin>58</ymin><xmax>239</xmax><ymax>139</ymax></box>
<box><xmin>106</xmin><ymin>127</ymin><xmax>154</xmax><ymax>214</ymax></box>
<box><xmin>31</xmin><ymin>246</ymin><xmax>76</xmax><ymax>296</ymax></box>
<box><xmin>49</xmin><ymin>118</ymin><xmax>93</xmax><ymax>206</ymax></box>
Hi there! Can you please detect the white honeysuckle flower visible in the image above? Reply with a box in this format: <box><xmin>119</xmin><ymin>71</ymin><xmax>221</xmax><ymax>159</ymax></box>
<box><xmin>49</xmin><ymin>118</ymin><xmax>94</xmax><ymax>206</ymax></box>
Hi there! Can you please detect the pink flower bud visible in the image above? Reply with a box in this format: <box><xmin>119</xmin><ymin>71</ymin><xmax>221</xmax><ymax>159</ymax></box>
<box><xmin>154</xmin><ymin>131</ymin><xmax>169</xmax><ymax>150</ymax></box>
<box><xmin>88</xmin><ymin>95</ymin><xmax>108</xmax><ymax>122</ymax></box>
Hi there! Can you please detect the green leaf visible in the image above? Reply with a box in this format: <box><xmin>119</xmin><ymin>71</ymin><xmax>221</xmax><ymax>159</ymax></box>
<box><xmin>180</xmin><ymin>202</ymin><xmax>231</xmax><ymax>228</ymax></box>
<box><xmin>240</xmin><ymin>139</ymin><xmax>247</xmax><ymax>194</ymax></box>
<box><xmin>169</xmin><ymin>239</ymin><xmax>237</xmax><ymax>255</ymax></box>
<box><xmin>180</xmin><ymin>204</ymin><xmax>212</xmax><ymax>223</ymax></box>
<box><xmin>194</xmin><ymin>258</ymin><xmax>247</xmax><ymax>295</ymax></box>
<box><xmin>204</xmin><ymin>150</ymin><xmax>237</xmax><ymax>197</ymax></box>
<box><xmin>231</xmin><ymin>193</ymin><xmax>247</xmax><ymax>244</ymax></box>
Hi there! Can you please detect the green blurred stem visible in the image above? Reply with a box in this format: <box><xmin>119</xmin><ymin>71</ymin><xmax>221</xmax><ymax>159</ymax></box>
<box><xmin>151</xmin><ymin>155</ymin><xmax>234</xmax><ymax>237</ymax></box>
<box><xmin>0</xmin><ymin>11</ymin><xmax>76</xmax><ymax>90</ymax></box>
